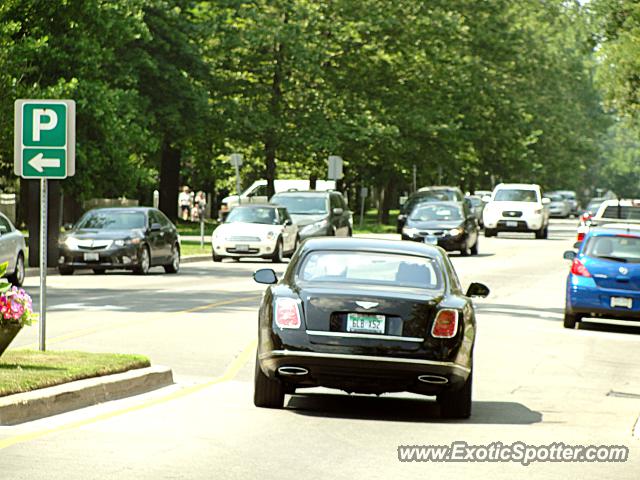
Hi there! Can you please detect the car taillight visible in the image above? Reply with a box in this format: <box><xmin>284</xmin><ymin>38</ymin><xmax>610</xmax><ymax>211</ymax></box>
<box><xmin>577</xmin><ymin>232</ymin><xmax>585</xmax><ymax>242</ymax></box>
<box><xmin>570</xmin><ymin>258</ymin><xmax>591</xmax><ymax>277</ymax></box>
<box><xmin>580</xmin><ymin>212</ymin><xmax>592</xmax><ymax>225</ymax></box>
<box><xmin>431</xmin><ymin>309</ymin><xmax>459</xmax><ymax>338</ymax></box>
<box><xmin>275</xmin><ymin>298</ymin><xmax>301</xmax><ymax>329</ymax></box>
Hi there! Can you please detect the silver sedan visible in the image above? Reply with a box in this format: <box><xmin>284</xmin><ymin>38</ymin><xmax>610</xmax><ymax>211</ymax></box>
<box><xmin>0</xmin><ymin>213</ymin><xmax>26</xmax><ymax>286</ymax></box>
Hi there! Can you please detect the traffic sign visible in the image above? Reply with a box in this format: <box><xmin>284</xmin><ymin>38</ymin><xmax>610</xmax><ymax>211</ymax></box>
<box><xmin>14</xmin><ymin>99</ymin><xmax>75</xmax><ymax>179</ymax></box>
<box><xmin>328</xmin><ymin>155</ymin><xmax>343</xmax><ymax>180</ymax></box>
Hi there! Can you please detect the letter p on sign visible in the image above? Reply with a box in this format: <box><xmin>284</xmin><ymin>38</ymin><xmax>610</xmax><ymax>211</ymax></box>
<box><xmin>32</xmin><ymin>108</ymin><xmax>58</xmax><ymax>142</ymax></box>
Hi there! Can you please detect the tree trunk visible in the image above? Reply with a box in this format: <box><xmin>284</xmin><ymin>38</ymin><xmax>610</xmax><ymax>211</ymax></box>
<box><xmin>376</xmin><ymin>185</ymin><xmax>385</xmax><ymax>224</ymax></box>
<box><xmin>309</xmin><ymin>174</ymin><xmax>317</xmax><ymax>190</ymax></box>
<box><xmin>26</xmin><ymin>179</ymin><xmax>61</xmax><ymax>268</ymax></box>
<box><xmin>380</xmin><ymin>177</ymin><xmax>396</xmax><ymax>225</ymax></box>
<box><xmin>159</xmin><ymin>141</ymin><xmax>180</xmax><ymax>222</ymax></box>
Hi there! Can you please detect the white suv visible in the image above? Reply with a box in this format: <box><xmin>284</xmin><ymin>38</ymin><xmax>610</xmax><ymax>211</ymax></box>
<box><xmin>482</xmin><ymin>183</ymin><xmax>550</xmax><ymax>239</ymax></box>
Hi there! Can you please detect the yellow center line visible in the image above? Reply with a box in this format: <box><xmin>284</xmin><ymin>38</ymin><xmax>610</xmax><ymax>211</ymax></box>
<box><xmin>18</xmin><ymin>295</ymin><xmax>261</xmax><ymax>350</ymax></box>
<box><xmin>0</xmin><ymin>337</ymin><xmax>258</xmax><ymax>450</ymax></box>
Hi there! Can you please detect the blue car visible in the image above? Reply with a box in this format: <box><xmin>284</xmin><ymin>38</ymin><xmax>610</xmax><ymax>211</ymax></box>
<box><xmin>564</xmin><ymin>226</ymin><xmax>640</xmax><ymax>328</ymax></box>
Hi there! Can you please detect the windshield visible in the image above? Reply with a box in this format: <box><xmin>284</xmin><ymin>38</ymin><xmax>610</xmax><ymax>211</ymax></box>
<box><xmin>271</xmin><ymin>195</ymin><xmax>327</xmax><ymax>214</ymax></box>
<box><xmin>225</xmin><ymin>206</ymin><xmax>277</xmax><ymax>224</ymax></box>
<box><xmin>584</xmin><ymin>235</ymin><xmax>640</xmax><ymax>263</ymax></box>
<box><xmin>76</xmin><ymin>211</ymin><xmax>146</xmax><ymax>230</ymax></box>
<box><xmin>494</xmin><ymin>189</ymin><xmax>538</xmax><ymax>202</ymax></box>
<box><xmin>409</xmin><ymin>204</ymin><xmax>462</xmax><ymax>222</ymax></box>
<box><xmin>299</xmin><ymin>251</ymin><xmax>442</xmax><ymax>289</ymax></box>
<box><xmin>547</xmin><ymin>194</ymin><xmax>564</xmax><ymax>202</ymax></box>
<box><xmin>417</xmin><ymin>190</ymin><xmax>460</xmax><ymax>201</ymax></box>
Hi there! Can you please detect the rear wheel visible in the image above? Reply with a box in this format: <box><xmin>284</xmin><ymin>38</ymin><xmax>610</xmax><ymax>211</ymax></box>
<box><xmin>563</xmin><ymin>312</ymin><xmax>581</xmax><ymax>329</ymax></box>
<box><xmin>470</xmin><ymin>237</ymin><xmax>479</xmax><ymax>255</ymax></box>
<box><xmin>58</xmin><ymin>266</ymin><xmax>74</xmax><ymax>276</ymax></box>
<box><xmin>542</xmin><ymin>226</ymin><xmax>549</xmax><ymax>239</ymax></box>
<box><xmin>92</xmin><ymin>268</ymin><xmax>106</xmax><ymax>275</ymax></box>
<box><xmin>7</xmin><ymin>253</ymin><xmax>25</xmax><ymax>286</ymax></box>
<box><xmin>438</xmin><ymin>371</ymin><xmax>472</xmax><ymax>419</ymax></box>
<box><xmin>484</xmin><ymin>228</ymin><xmax>496</xmax><ymax>238</ymax></box>
<box><xmin>164</xmin><ymin>244</ymin><xmax>180</xmax><ymax>273</ymax></box>
<box><xmin>535</xmin><ymin>226</ymin><xmax>545</xmax><ymax>239</ymax></box>
<box><xmin>254</xmin><ymin>356</ymin><xmax>284</xmax><ymax>408</ymax></box>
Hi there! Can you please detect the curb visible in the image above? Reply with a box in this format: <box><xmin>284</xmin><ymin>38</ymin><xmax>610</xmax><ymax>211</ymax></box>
<box><xmin>24</xmin><ymin>255</ymin><xmax>211</xmax><ymax>278</ymax></box>
<box><xmin>0</xmin><ymin>365</ymin><xmax>173</xmax><ymax>425</ymax></box>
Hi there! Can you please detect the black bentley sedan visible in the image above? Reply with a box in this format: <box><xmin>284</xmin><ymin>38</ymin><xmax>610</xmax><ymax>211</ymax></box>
<box><xmin>58</xmin><ymin>207</ymin><xmax>180</xmax><ymax>275</ymax></box>
<box><xmin>401</xmin><ymin>201</ymin><xmax>480</xmax><ymax>256</ymax></box>
<box><xmin>252</xmin><ymin>237</ymin><xmax>489</xmax><ymax>418</ymax></box>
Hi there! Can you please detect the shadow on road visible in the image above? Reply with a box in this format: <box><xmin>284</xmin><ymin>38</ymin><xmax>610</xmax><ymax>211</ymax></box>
<box><xmin>577</xmin><ymin>320</ymin><xmax>640</xmax><ymax>335</ymax></box>
<box><xmin>476</xmin><ymin>302</ymin><xmax>563</xmax><ymax>317</ymax></box>
<box><xmin>286</xmin><ymin>393</ymin><xmax>542</xmax><ymax>424</ymax></box>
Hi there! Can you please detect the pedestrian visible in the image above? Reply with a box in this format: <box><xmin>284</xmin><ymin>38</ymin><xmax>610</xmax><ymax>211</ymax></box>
<box><xmin>179</xmin><ymin>186</ymin><xmax>191</xmax><ymax>221</ymax></box>
<box><xmin>194</xmin><ymin>191</ymin><xmax>207</xmax><ymax>221</ymax></box>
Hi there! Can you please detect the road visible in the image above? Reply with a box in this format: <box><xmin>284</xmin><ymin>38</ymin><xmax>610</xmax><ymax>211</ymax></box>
<box><xmin>1</xmin><ymin>219</ymin><xmax>639</xmax><ymax>479</ymax></box>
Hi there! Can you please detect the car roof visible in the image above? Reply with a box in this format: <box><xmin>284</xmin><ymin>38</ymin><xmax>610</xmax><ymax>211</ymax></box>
<box><xmin>233</xmin><ymin>203</ymin><xmax>278</xmax><ymax>209</ymax></box>
<box><xmin>494</xmin><ymin>183</ymin><xmax>540</xmax><ymax>190</ymax></box>
<box><xmin>271</xmin><ymin>190</ymin><xmax>332</xmax><ymax>196</ymax></box>
<box><xmin>410</xmin><ymin>200</ymin><xmax>463</xmax><ymax>209</ymax></box>
<box><xmin>299</xmin><ymin>237</ymin><xmax>444</xmax><ymax>258</ymax></box>
<box><xmin>587</xmin><ymin>225</ymin><xmax>640</xmax><ymax>237</ymax></box>
<box><xmin>87</xmin><ymin>207</ymin><xmax>155</xmax><ymax>214</ymax></box>
<box><xmin>417</xmin><ymin>186</ymin><xmax>461</xmax><ymax>192</ymax></box>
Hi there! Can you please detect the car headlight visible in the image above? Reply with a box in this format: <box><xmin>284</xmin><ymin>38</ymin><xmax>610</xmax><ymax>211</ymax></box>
<box><xmin>402</xmin><ymin>227</ymin><xmax>419</xmax><ymax>238</ymax></box>
<box><xmin>301</xmin><ymin>219</ymin><xmax>329</xmax><ymax>233</ymax></box>
<box><xmin>64</xmin><ymin>237</ymin><xmax>80</xmax><ymax>249</ymax></box>
<box><xmin>448</xmin><ymin>228</ymin><xmax>463</xmax><ymax>236</ymax></box>
<box><xmin>266</xmin><ymin>231</ymin><xmax>276</xmax><ymax>240</ymax></box>
<box><xmin>114</xmin><ymin>238</ymin><xmax>142</xmax><ymax>247</ymax></box>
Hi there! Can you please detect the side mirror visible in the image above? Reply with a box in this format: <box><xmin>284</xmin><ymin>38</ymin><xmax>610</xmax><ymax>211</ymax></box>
<box><xmin>284</xmin><ymin>219</ymin><xmax>293</xmax><ymax>226</ymax></box>
<box><xmin>399</xmin><ymin>197</ymin><xmax>407</xmax><ymax>206</ymax></box>
<box><xmin>0</xmin><ymin>226</ymin><xmax>7</xmax><ymax>235</ymax></box>
<box><xmin>563</xmin><ymin>250</ymin><xmax>576</xmax><ymax>261</ymax></box>
<box><xmin>482</xmin><ymin>195</ymin><xmax>491</xmax><ymax>203</ymax></box>
<box><xmin>542</xmin><ymin>198</ymin><xmax>551</xmax><ymax>205</ymax></box>
<box><xmin>63</xmin><ymin>223</ymin><xmax>74</xmax><ymax>231</ymax></box>
<box><xmin>150</xmin><ymin>223</ymin><xmax>162</xmax><ymax>232</ymax></box>
<box><xmin>332</xmin><ymin>207</ymin><xmax>343</xmax><ymax>216</ymax></box>
<box><xmin>573</xmin><ymin>241</ymin><xmax>582</xmax><ymax>249</ymax></box>
<box><xmin>253</xmin><ymin>268</ymin><xmax>278</xmax><ymax>284</ymax></box>
<box><xmin>466</xmin><ymin>282</ymin><xmax>489</xmax><ymax>298</ymax></box>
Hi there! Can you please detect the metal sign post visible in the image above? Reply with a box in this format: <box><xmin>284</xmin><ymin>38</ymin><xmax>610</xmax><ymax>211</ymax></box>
<box><xmin>359</xmin><ymin>187</ymin><xmax>368</xmax><ymax>228</ymax></box>
<box><xmin>39</xmin><ymin>179</ymin><xmax>47</xmax><ymax>350</ymax></box>
<box><xmin>14</xmin><ymin>99</ymin><xmax>75</xmax><ymax>351</ymax></box>
<box><xmin>229</xmin><ymin>153</ymin><xmax>243</xmax><ymax>205</ymax></box>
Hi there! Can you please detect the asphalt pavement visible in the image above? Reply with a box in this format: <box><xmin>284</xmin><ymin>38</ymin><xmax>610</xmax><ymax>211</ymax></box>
<box><xmin>1</xmin><ymin>219</ymin><xmax>639</xmax><ymax>479</ymax></box>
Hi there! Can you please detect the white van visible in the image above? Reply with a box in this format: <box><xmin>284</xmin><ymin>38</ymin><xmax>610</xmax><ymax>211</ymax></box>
<box><xmin>219</xmin><ymin>179</ymin><xmax>336</xmax><ymax>217</ymax></box>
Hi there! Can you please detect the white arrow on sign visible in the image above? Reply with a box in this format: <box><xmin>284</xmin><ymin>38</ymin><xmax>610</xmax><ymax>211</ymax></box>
<box><xmin>28</xmin><ymin>152</ymin><xmax>60</xmax><ymax>173</ymax></box>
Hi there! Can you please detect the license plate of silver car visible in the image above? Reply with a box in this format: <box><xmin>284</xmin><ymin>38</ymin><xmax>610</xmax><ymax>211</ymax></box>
<box><xmin>346</xmin><ymin>313</ymin><xmax>385</xmax><ymax>334</ymax></box>
<box><xmin>83</xmin><ymin>253</ymin><xmax>99</xmax><ymax>262</ymax></box>
<box><xmin>611</xmin><ymin>296</ymin><xmax>632</xmax><ymax>309</ymax></box>
<box><xmin>506</xmin><ymin>221</ymin><xmax>518</xmax><ymax>228</ymax></box>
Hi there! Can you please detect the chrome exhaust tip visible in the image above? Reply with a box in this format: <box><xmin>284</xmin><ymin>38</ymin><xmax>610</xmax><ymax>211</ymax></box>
<box><xmin>277</xmin><ymin>366</ymin><xmax>309</xmax><ymax>376</ymax></box>
<box><xmin>418</xmin><ymin>374</ymin><xmax>448</xmax><ymax>384</ymax></box>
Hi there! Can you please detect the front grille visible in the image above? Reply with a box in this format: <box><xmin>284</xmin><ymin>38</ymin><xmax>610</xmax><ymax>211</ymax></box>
<box><xmin>228</xmin><ymin>236</ymin><xmax>261</xmax><ymax>242</ymax></box>
<box><xmin>418</xmin><ymin>230</ymin><xmax>445</xmax><ymax>236</ymax></box>
<box><xmin>502</xmin><ymin>211</ymin><xmax>522</xmax><ymax>218</ymax></box>
<box><xmin>75</xmin><ymin>240</ymin><xmax>112</xmax><ymax>250</ymax></box>
<box><xmin>226</xmin><ymin>247</ymin><xmax>260</xmax><ymax>254</ymax></box>
<box><xmin>497</xmin><ymin>220</ymin><xmax>528</xmax><ymax>230</ymax></box>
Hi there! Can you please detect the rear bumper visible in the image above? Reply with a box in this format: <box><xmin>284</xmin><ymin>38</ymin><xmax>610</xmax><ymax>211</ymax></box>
<box><xmin>401</xmin><ymin>234</ymin><xmax>467</xmax><ymax>252</ymax></box>
<box><xmin>567</xmin><ymin>277</ymin><xmax>640</xmax><ymax>320</ymax></box>
<box><xmin>259</xmin><ymin>349</ymin><xmax>470</xmax><ymax>394</ymax></box>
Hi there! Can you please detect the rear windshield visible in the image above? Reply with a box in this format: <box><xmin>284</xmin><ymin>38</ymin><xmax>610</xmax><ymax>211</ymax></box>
<box><xmin>584</xmin><ymin>235</ymin><xmax>640</xmax><ymax>263</ymax></box>
<box><xmin>494</xmin><ymin>189</ymin><xmax>538</xmax><ymax>202</ymax></box>
<box><xmin>271</xmin><ymin>195</ymin><xmax>327</xmax><ymax>214</ymax></box>
<box><xmin>77</xmin><ymin>211</ymin><xmax>146</xmax><ymax>230</ymax></box>
<box><xmin>409</xmin><ymin>204</ymin><xmax>462</xmax><ymax>221</ymax></box>
<box><xmin>600</xmin><ymin>206</ymin><xmax>640</xmax><ymax>220</ymax></box>
<box><xmin>547</xmin><ymin>194</ymin><xmax>564</xmax><ymax>201</ymax></box>
<box><xmin>298</xmin><ymin>251</ymin><xmax>442</xmax><ymax>290</ymax></box>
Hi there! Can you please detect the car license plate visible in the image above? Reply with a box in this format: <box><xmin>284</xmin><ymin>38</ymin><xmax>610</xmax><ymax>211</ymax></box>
<box><xmin>235</xmin><ymin>244</ymin><xmax>250</xmax><ymax>252</ymax></box>
<box><xmin>83</xmin><ymin>253</ymin><xmax>99</xmax><ymax>262</ymax></box>
<box><xmin>346</xmin><ymin>313</ymin><xmax>385</xmax><ymax>334</ymax></box>
<box><xmin>424</xmin><ymin>235</ymin><xmax>438</xmax><ymax>245</ymax></box>
<box><xmin>506</xmin><ymin>221</ymin><xmax>518</xmax><ymax>228</ymax></box>
<box><xmin>611</xmin><ymin>297</ymin><xmax>632</xmax><ymax>309</ymax></box>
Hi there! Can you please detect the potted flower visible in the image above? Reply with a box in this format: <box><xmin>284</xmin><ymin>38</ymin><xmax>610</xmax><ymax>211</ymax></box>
<box><xmin>0</xmin><ymin>262</ymin><xmax>35</xmax><ymax>356</ymax></box>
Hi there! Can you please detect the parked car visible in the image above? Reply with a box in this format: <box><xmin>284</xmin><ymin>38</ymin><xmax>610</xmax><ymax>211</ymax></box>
<box><xmin>211</xmin><ymin>204</ymin><xmax>299</xmax><ymax>262</ymax></box>
<box><xmin>270</xmin><ymin>190</ymin><xmax>352</xmax><ymax>240</ymax></box>
<box><xmin>252</xmin><ymin>237</ymin><xmax>489</xmax><ymax>418</ymax></box>
<box><xmin>396</xmin><ymin>187</ymin><xmax>465</xmax><ymax>233</ymax></box>
<box><xmin>563</xmin><ymin>225</ymin><xmax>640</xmax><ymax>329</ymax></box>
<box><xmin>482</xmin><ymin>183</ymin><xmax>550</xmax><ymax>239</ymax></box>
<box><xmin>401</xmin><ymin>201</ymin><xmax>479</xmax><ymax>255</ymax></box>
<box><xmin>583</xmin><ymin>197</ymin><xmax>605</xmax><ymax>216</ymax></box>
<box><xmin>58</xmin><ymin>207</ymin><xmax>180</xmax><ymax>275</ymax></box>
<box><xmin>465</xmin><ymin>195</ymin><xmax>485</xmax><ymax>227</ymax></box>
<box><xmin>219</xmin><ymin>179</ymin><xmax>336</xmax><ymax>219</ymax></box>
<box><xmin>545</xmin><ymin>192</ymin><xmax>571</xmax><ymax>218</ymax></box>
<box><xmin>555</xmin><ymin>190</ymin><xmax>580</xmax><ymax>216</ymax></box>
<box><xmin>0</xmin><ymin>213</ymin><xmax>26</xmax><ymax>286</ymax></box>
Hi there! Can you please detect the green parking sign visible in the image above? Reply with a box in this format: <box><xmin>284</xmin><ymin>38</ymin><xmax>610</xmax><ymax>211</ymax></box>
<box><xmin>14</xmin><ymin>99</ymin><xmax>75</xmax><ymax>179</ymax></box>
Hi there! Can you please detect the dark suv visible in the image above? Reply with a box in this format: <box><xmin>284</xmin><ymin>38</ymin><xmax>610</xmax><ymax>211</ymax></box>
<box><xmin>270</xmin><ymin>190</ymin><xmax>353</xmax><ymax>240</ymax></box>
